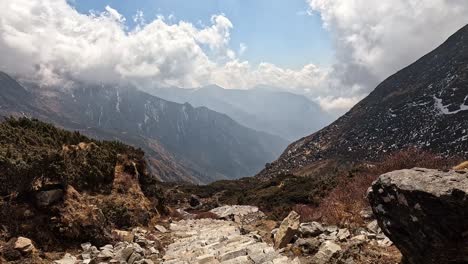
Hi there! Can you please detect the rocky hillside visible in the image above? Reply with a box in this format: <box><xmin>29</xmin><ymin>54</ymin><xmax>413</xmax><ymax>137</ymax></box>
<box><xmin>258</xmin><ymin>24</ymin><xmax>468</xmax><ymax>179</ymax></box>
<box><xmin>0</xmin><ymin>118</ymin><xmax>164</xmax><ymax>252</ymax></box>
<box><xmin>152</xmin><ymin>85</ymin><xmax>332</xmax><ymax>141</ymax></box>
<box><xmin>0</xmin><ymin>73</ymin><xmax>288</xmax><ymax>183</ymax></box>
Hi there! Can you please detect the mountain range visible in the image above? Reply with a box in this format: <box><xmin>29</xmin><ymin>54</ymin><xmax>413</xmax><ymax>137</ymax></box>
<box><xmin>257</xmin><ymin>24</ymin><xmax>468</xmax><ymax>179</ymax></box>
<box><xmin>0</xmin><ymin>73</ymin><xmax>288</xmax><ymax>184</ymax></box>
<box><xmin>150</xmin><ymin>85</ymin><xmax>332</xmax><ymax>141</ymax></box>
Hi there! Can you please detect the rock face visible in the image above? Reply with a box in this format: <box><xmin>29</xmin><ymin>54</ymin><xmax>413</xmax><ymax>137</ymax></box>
<box><xmin>368</xmin><ymin>168</ymin><xmax>468</xmax><ymax>264</ymax></box>
<box><xmin>274</xmin><ymin>211</ymin><xmax>300</xmax><ymax>249</ymax></box>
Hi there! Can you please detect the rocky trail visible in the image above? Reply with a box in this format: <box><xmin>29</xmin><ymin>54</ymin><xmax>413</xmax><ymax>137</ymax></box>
<box><xmin>162</xmin><ymin>218</ymin><xmax>298</xmax><ymax>264</ymax></box>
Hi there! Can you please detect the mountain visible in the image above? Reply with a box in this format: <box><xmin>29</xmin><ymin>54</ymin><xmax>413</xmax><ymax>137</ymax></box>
<box><xmin>257</xmin><ymin>24</ymin><xmax>468</xmax><ymax>179</ymax></box>
<box><xmin>150</xmin><ymin>85</ymin><xmax>332</xmax><ymax>141</ymax></box>
<box><xmin>0</xmin><ymin>73</ymin><xmax>288</xmax><ymax>183</ymax></box>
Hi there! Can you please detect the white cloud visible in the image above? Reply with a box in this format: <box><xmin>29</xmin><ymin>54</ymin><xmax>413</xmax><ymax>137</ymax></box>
<box><xmin>308</xmin><ymin>0</ymin><xmax>468</xmax><ymax>94</ymax></box>
<box><xmin>0</xmin><ymin>0</ymin><xmax>231</xmax><ymax>88</ymax></box>
<box><xmin>316</xmin><ymin>95</ymin><xmax>364</xmax><ymax>112</ymax></box>
<box><xmin>239</xmin><ymin>43</ymin><xmax>247</xmax><ymax>56</ymax></box>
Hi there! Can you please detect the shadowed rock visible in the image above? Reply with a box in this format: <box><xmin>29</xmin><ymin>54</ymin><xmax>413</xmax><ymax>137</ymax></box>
<box><xmin>368</xmin><ymin>168</ymin><xmax>468</xmax><ymax>264</ymax></box>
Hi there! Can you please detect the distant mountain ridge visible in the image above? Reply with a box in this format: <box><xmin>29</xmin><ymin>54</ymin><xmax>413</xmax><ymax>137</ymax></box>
<box><xmin>150</xmin><ymin>85</ymin><xmax>332</xmax><ymax>141</ymax></box>
<box><xmin>257</xmin><ymin>24</ymin><xmax>468</xmax><ymax>179</ymax></box>
<box><xmin>0</xmin><ymin>72</ymin><xmax>288</xmax><ymax>183</ymax></box>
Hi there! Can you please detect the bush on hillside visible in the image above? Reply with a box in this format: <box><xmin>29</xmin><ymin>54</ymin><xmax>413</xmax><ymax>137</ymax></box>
<box><xmin>313</xmin><ymin>147</ymin><xmax>462</xmax><ymax>227</ymax></box>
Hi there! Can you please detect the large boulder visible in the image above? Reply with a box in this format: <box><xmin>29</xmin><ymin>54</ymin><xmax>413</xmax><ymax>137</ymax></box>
<box><xmin>274</xmin><ymin>211</ymin><xmax>300</xmax><ymax>249</ymax></box>
<box><xmin>13</xmin><ymin>237</ymin><xmax>35</xmax><ymax>254</ymax></box>
<box><xmin>368</xmin><ymin>168</ymin><xmax>468</xmax><ymax>264</ymax></box>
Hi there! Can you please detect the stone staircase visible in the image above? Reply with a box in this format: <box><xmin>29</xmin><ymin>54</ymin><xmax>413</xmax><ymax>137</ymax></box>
<box><xmin>162</xmin><ymin>219</ymin><xmax>300</xmax><ymax>264</ymax></box>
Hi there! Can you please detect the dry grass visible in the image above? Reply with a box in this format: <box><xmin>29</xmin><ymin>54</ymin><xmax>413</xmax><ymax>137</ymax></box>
<box><xmin>310</xmin><ymin>148</ymin><xmax>461</xmax><ymax>227</ymax></box>
<box><xmin>194</xmin><ymin>211</ymin><xmax>220</xmax><ymax>220</ymax></box>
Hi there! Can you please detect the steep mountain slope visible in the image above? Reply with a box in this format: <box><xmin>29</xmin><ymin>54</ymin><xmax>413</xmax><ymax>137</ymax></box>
<box><xmin>257</xmin><ymin>24</ymin><xmax>468</xmax><ymax>179</ymax></box>
<box><xmin>151</xmin><ymin>85</ymin><xmax>332</xmax><ymax>141</ymax></box>
<box><xmin>0</xmin><ymin>74</ymin><xmax>288</xmax><ymax>183</ymax></box>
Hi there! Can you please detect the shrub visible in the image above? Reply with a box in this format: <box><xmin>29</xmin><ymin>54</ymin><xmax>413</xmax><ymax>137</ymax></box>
<box><xmin>314</xmin><ymin>147</ymin><xmax>461</xmax><ymax>227</ymax></box>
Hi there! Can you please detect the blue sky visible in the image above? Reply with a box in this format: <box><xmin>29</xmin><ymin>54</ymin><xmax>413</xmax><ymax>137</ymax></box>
<box><xmin>68</xmin><ymin>0</ymin><xmax>333</xmax><ymax>69</ymax></box>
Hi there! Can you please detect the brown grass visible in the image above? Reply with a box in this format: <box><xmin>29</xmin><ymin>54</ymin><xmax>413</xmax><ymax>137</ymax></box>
<box><xmin>194</xmin><ymin>211</ymin><xmax>220</xmax><ymax>220</ymax></box>
<box><xmin>310</xmin><ymin>148</ymin><xmax>461</xmax><ymax>227</ymax></box>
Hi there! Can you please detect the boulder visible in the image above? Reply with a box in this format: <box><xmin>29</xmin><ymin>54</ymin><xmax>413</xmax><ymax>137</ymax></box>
<box><xmin>311</xmin><ymin>241</ymin><xmax>341</xmax><ymax>264</ymax></box>
<box><xmin>299</xmin><ymin>222</ymin><xmax>324</xmax><ymax>237</ymax></box>
<box><xmin>35</xmin><ymin>189</ymin><xmax>64</xmax><ymax>207</ymax></box>
<box><xmin>368</xmin><ymin>168</ymin><xmax>468</xmax><ymax>264</ymax></box>
<box><xmin>189</xmin><ymin>195</ymin><xmax>202</xmax><ymax>208</ymax></box>
<box><xmin>14</xmin><ymin>236</ymin><xmax>35</xmax><ymax>254</ymax></box>
<box><xmin>274</xmin><ymin>211</ymin><xmax>300</xmax><ymax>249</ymax></box>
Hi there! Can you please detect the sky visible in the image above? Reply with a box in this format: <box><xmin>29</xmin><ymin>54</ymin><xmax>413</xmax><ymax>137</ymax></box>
<box><xmin>68</xmin><ymin>0</ymin><xmax>334</xmax><ymax>69</ymax></box>
<box><xmin>1</xmin><ymin>0</ymin><xmax>468</xmax><ymax>114</ymax></box>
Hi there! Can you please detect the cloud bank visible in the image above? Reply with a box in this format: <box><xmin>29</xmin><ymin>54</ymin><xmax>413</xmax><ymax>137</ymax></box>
<box><xmin>0</xmin><ymin>0</ymin><xmax>327</xmax><ymax>97</ymax></box>
<box><xmin>308</xmin><ymin>0</ymin><xmax>468</xmax><ymax>98</ymax></box>
<box><xmin>1</xmin><ymin>0</ymin><xmax>468</xmax><ymax>113</ymax></box>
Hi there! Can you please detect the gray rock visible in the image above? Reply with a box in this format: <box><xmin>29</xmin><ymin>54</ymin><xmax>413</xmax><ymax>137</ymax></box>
<box><xmin>97</xmin><ymin>249</ymin><xmax>114</xmax><ymax>260</ymax></box>
<box><xmin>368</xmin><ymin>168</ymin><xmax>468</xmax><ymax>264</ymax></box>
<box><xmin>299</xmin><ymin>222</ymin><xmax>324</xmax><ymax>237</ymax></box>
<box><xmin>35</xmin><ymin>189</ymin><xmax>63</xmax><ymax>207</ymax></box>
<box><xmin>337</xmin><ymin>228</ymin><xmax>350</xmax><ymax>241</ymax></box>
<box><xmin>154</xmin><ymin>225</ymin><xmax>168</xmax><ymax>233</ymax></box>
<box><xmin>359</xmin><ymin>208</ymin><xmax>374</xmax><ymax>220</ymax></box>
<box><xmin>274</xmin><ymin>211</ymin><xmax>300</xmax><ymax>249</ymax></box>
<box><xmin>54</xmin><ymin>253</ymin><xmax>77</xmax><ymax>264</ymax></box>
<box><xmin>312</xmin><ymin>241</ymin><xmax>341</xmax><ymax>264</ymax></box>
<box><xmin>13</xmin><ymin>237</ymin><xmax>35</xmax><ymax>254</ymax></box>
<box><xmin>366</xmin><ymin>220</ymin><xmax>380</xmax><ymax>234</ymax></box>
<box><xmin>115</xmin><ymin>246</ymin><xmax>135</xmax><ymax>262</ymax></box>
<box><xmin>294</xmin><ymin>238</ymin><xmax>321</xmax><ymax>254</ymax></box>
<box><xmin>128</xmin><ymin>252</ymin><xmax>143</xmax><ymax>264</ymax></box>
<box><xmin>210</xmin><ymin>205</ymin><xmax>265</xmax><ymax>224</ymax></box>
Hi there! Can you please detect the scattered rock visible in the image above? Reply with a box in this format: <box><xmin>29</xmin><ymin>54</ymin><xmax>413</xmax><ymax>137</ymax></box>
<box><xmin>368</xmin><ymin>168</ymin><xmax>468</xmax><ymax>264</ymax></box>
<box><xmin>274</xmin><ymin>211</ymin><xmax>300</xmax><ymax>249</ymax></box>
<box><xmin>163</xmin><ymin>218</ymin><xmax>297</xmax><ymax>263</ymax></box>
